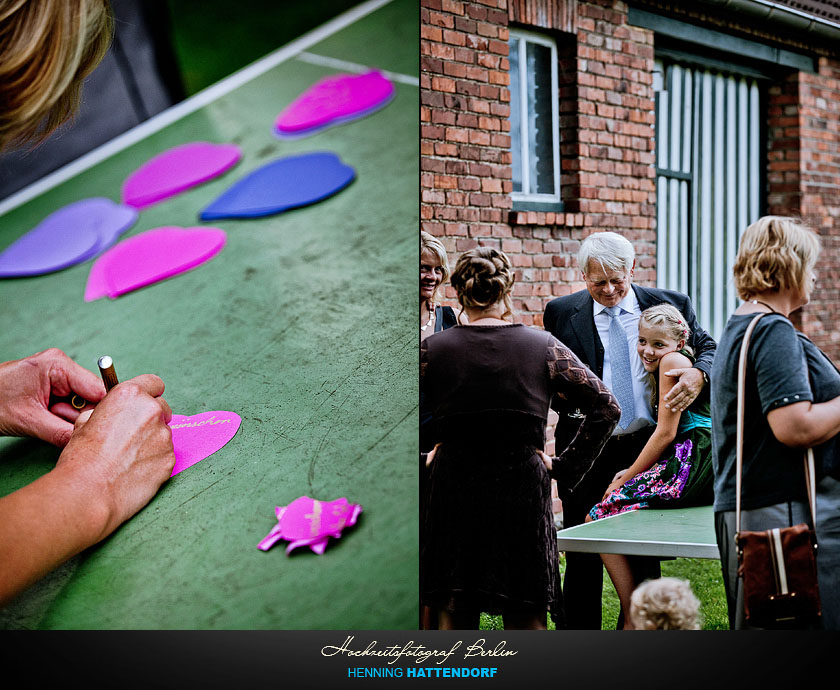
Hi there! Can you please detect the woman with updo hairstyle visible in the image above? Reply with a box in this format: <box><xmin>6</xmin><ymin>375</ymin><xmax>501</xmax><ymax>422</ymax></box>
<box><xmin>420</xmin><ymin>246</ymin><xmax>620</xmax><ymax>629</ymax></box>
<box><xmin>711</xmin><ymin>216</ymin><xmax>840</xmax><ymax>629</ymax></box>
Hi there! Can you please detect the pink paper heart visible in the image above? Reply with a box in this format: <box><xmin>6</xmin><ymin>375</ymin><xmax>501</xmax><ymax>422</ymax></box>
<box><xmin>169</xmin><ymin>411</ymin><xmax>241</xmax><ymax>476</ymax></box>
<box><xmin>274</xmin><ymin>70</ymin><xmax>395</xmax><ymax>136</ymax></box>
<box><xmin>122</xmin><ymin>141</ymin><xmax>242</xmax><ymax>209</ymax></box>
<box><xmin>84</xmin><ymin>226</ymin><xmax>226</xmax><ymax>301</ymax></box>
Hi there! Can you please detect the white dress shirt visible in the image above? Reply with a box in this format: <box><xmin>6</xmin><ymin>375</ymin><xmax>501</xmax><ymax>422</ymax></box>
<box><xmin>593</xmin><ymin>290</ymin><xmax>655</xmax><ymax>435</ymax></box>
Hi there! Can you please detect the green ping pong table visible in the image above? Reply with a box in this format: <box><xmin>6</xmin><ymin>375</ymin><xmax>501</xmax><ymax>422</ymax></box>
<box><xmin>556</xmin><ymin>506</ymin><xmax>720</xmax><ymax>559</ymax></box>
<box><xmin>0</xmin><ymin>0</ymin><xmax>418</xmax><ymax>629</ymax></box>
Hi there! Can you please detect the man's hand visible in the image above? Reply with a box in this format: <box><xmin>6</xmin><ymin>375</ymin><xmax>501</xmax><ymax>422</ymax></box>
<box><xmin>662</xmin><ymin>367</ymin><xmax>705</xmax><ymax>413</ymax></box>
<box><xmin>0</xmin><ymin>349</ymin><xmax>105</xmax><ymax>447</ymax></box>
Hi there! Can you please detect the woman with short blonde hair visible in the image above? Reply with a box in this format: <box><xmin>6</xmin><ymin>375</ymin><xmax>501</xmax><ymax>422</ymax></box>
<box><xmin>711</xmin><ymin>216</ymin><xmax>840</xmax><ymax>629</ymax></box>
<box><xmin>733</xmin><ymin>216</ymin><xmax>821</xmax><ymax>300</ymax></box>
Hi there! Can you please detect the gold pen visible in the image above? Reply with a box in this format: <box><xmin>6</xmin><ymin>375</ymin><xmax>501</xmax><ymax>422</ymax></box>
<box><xmin>98</xmin><ymin>355</ymin><xmax>119</xmax><ymax>392</ymax></box>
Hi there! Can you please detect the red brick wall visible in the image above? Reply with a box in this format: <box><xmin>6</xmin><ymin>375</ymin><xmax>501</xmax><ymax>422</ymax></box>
<box><xmin>768</xmin><ymin>57</ymin><xmax>840</xmax><ymax>359</ymax></box>
<box><xmin>421</xmin><ymin>0</ymin><xmax>513</xmax><ymax>306</ymax></box>
<box><xmin>422</xmin><ymin>0</ymin><xmax>840</xmax><ymax>362</ymax></box>
<box><xmin>421</xmin><ymin>0</ymin><xmax>657</xmax><ymax>328</ymax></box>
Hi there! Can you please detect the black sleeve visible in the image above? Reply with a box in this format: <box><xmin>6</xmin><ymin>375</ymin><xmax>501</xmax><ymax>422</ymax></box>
<box><xmin>543</xmin><ymin>299</ymin><xmax>574</xmax><ymax>418</ymax></box>
<box><xmin>547</xmin><ymin>339</ymin><xmax>621</xmax><ymax>491</ymax></box>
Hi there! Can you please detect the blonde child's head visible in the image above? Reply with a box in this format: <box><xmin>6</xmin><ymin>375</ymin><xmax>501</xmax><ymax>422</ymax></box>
<box><xmin>638</xmin><ymin>304</ymin><xmax>692</xmax><ymax>357</ymax></box>
<box><xmin>630</xmin><ymin>577</ymin><xmax>702</xmax><ymax>630</ymax></box>
<box><xmin>637</xmin><ymin>304</ymin><xmax>694</xmax><ymax>408</ymax></box>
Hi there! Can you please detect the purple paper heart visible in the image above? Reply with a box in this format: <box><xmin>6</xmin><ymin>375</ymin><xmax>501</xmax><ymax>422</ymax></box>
<box><xmin>199</xmin><ymin>152</ymin><xmax>355</xmax><ymax>220</ymax></box>
<box><xmin>0</xmin><ymin>198</ymin><xmax>138</xmax><ymax>278</ymax></box>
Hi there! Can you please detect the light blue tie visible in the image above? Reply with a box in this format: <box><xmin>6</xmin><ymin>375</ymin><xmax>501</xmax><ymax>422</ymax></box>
<box><xmin>606</xmin><ymin>306</ymin><xmax>636</xmax><ymax>431</ymax></box>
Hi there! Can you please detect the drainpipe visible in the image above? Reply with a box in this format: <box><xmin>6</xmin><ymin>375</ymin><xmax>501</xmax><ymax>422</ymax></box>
<box><xmin>700</xmin><ymin>0</ymin><xmax>840</xmax><ymax>41</ymax></box>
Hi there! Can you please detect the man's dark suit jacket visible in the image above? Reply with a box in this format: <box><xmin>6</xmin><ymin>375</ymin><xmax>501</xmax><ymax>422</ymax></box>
<box><xmin>543</xmin><ymin>284</ymin><xmax>716</xmax><ymax>444</ymax></box>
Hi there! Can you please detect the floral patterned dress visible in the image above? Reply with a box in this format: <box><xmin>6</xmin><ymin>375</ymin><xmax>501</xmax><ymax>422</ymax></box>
<box><xmin>588</xmin><ymin>352</ymin><xmax>714</xmax><ymax>520</ymax></box>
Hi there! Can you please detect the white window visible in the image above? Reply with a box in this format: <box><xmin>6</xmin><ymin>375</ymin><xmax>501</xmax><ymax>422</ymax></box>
<box><xmin>509</xmin><ymin>29</ymin><xmax>560</xmax><ymax>206</ymax></box>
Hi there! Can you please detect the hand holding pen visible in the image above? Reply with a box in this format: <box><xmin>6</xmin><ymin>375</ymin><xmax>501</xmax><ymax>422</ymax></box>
<box><xmin>0</xmin><ymin>348</ymin><xmax>106</xmax><ymax>447</ymax></box>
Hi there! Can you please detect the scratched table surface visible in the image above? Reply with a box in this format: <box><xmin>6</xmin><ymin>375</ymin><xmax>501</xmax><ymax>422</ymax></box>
<box><xmin>0</xmin><ymin>0</ymin><xmax>418</xmax><ymax>629</ymax></box>
<box><xmin>556</xmin><ymin>506</ymin><xmax>720</xmax><ymax>559</ymax></box>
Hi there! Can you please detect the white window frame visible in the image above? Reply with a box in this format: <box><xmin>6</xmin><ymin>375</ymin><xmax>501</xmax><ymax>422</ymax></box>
<box><xmin>509</xmin><ymin>28</ymin><xmax>561</xmax><ymax>205</ymax></box>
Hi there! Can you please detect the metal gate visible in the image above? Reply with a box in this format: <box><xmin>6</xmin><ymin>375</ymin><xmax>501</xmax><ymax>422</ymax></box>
<box><xmin>655</xmin><ymin>58</ymin><xmax>765</xmax><ymax>339</ymax></box>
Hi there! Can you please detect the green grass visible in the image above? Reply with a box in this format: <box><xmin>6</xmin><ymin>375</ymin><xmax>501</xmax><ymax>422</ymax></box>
<box><xmin>479</xmin><ymin>554</ymin><xmax>729</xmax><ymax>630</ymax></box>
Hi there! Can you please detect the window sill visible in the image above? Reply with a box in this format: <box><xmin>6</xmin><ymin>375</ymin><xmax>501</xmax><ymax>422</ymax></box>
<box><xmin>511</xmin><ymin>200</ymin><xmax>565</xmax><ymax>213</ymax></box>
<box><xmin>508</xmin><ymin>208</ymin><xmax>584</xmax><ymax>227</ymax></box>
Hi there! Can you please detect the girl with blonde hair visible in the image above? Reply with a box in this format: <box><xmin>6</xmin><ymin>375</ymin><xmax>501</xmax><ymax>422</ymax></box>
<box><xmin>586</xmin><ymin>302</ymin><xmax>714</xmax><ymax>628</ymax></box>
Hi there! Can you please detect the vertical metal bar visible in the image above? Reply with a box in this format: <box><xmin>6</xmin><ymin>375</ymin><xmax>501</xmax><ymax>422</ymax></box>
<box><xmin>551</xmin><ymin>41</ymin><xmax>560</xmax><ymax>199</ymax></box>
<box><xmin>698</xmin><ymin>71</ymin><xmax>713</xmax><ymax>335</ymax></box>
<box><xmin>668</xmin><ymin>65</ymin><xmax>681</xmax><ymax>291</ymax></box>
<box><xmin>720</xmin><ymin>75</ymin><xmax>735</xmax><ymax>336</ymax></box>
<box><xmin>711</xmin><ymin>73</ymin><xmax>724</xmax><ymax>337</ymax></box>
<box><xmin>657</xmin><ymin>176</ymin><xmax>668</xmax><ymax>289</ymax></box>
<box><xmin>749</xmin><ymin>80</ymin><xmax>761</xmax><ymax>222</ymax></box>
<box><xmin>656</xmin><ymin>59</ymin><xmax>668</xmax><ymax>289</ymax></box>
<box><xmin>518</xmin><ymin>38</ymin><xmax>530</xmax><ymax>195</ymax></box>
<box><xmin>680</xmin><ymin>68</ymin><xmax>692</xmax><ymax>295</ymax></box>
<box><xmin>733</xmin><ymin>77</ymin><xmax>749</xmax><ymax>316</ymax></box>
<box><xmin>690</xmin><ymin>67</ymin><xmax>701</xmax><ymax>307</ymax></box>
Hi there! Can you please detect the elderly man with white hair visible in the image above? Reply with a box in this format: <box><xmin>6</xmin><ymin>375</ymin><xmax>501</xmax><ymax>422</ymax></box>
<box><xmin>543</xmin><ymin>231</ymin><xmax>716</xmax><ymax>629</ymax></box>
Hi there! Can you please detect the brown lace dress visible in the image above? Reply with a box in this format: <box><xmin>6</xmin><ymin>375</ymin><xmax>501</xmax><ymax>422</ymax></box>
<box><xmin>420</xmin><ymin>324</ymin><xmax>619</xmax><ymax>626</ymax></box>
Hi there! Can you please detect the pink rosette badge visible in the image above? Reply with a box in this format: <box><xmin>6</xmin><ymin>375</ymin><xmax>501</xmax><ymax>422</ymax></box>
<box><xmin>257</xmin><ymin>496</ymin><xmax>362</xmax><ymax>555</ymax></box>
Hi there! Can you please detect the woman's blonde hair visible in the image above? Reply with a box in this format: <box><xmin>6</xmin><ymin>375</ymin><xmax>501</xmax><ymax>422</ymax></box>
<box><xmin>420</xmin><ymin>231</ymin><xmax>450</xmax><ymax>304</ymax></box>
<box><xmin>639</xmin><ymin>303</ymin><xmax>693</xmax><ymax>406</ymax></box>
<box><xmin>450</xmin><ymin>246</ymin><xmax>515</xmax><ymax>320</ymax></box>
<box><xmin>733</xmin><ymin>216</ymin><xmax>821</xmax><ymax>300</ymax></box>
<box><xmin>0</xmin><ymin>0</ymin><xmax>113</xmax><ymax>149</ymax></box>
<box><xmin>630</xmin><ymin>577</ymin><xmax>702</xmax><ymax>630</ymax></box>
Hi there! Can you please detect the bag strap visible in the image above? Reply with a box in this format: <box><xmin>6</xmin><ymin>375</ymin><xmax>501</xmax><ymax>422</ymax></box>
<box><xmin>735</xmin><ymin>312</ymin><xmax>816</xmax><ymax>534</ymax></box>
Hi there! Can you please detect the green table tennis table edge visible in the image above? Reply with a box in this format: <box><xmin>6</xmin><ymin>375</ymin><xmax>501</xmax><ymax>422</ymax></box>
<box><xmin>556</xmin><ymin>505</ymin><xmax>721</xmax><ymax>559</ymax></box>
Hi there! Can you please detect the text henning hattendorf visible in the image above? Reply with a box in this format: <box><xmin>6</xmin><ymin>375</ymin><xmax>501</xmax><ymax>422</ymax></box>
<box><xmin>321</xmin><ymin>636</ymin><xmax>517</xmax><ymax>665</ymax></box>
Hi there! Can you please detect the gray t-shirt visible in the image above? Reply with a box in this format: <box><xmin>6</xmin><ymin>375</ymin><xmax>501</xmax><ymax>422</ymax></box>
<box><xmin>711</xmin><ymin>313</ymin><xmax>813</xmax><ymax>512</ymax></box>
<box><xmin>799</xmin><ymin>333</ymin><xmax>840</xmax><ymax>479</ymax></box>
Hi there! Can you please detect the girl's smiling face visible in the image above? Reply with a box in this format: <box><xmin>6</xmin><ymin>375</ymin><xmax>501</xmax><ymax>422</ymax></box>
<box><xmin>636</xmin><ymin>322</ymin><xmax>684</xmax><ymax>372</ymax></box>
